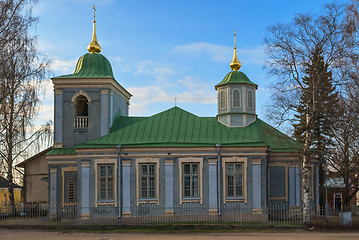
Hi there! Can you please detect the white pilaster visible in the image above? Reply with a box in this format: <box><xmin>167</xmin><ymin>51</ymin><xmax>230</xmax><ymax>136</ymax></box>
<box><xmin>122</xmin><ymin>160</ymin><xmax>131</xmax><ymax>216</ymax></box>
<box><xmin>252</xmin><ymin>159</ymin><xmax>262</xmax><ymax>214</ymax></box>
<box><xmin>100</xmin><ymin>89</ymin><xmax>109</xmax><ymax>137</ymax></box>
<box><xmin>165</xmin><ymin>160</ymin><xmax>174</xmax><ymax>215</ymax></box>
<box><xmin>54</xmin><ymin>89</ymin><xmax>63</xmax><ymax>147</ymax></box>
<box><xmin>49</xmin><ymin>168</ymin><xmax>57</xmax><ymax>218</ymax></box>
<box><xmin>80</xmin><ymin>160</ymin><xmax>90</xmax><ymax>219</ymax></box>
<box><xmin>208</xmin><ymin>159</ymin><xmax>218</xmax><ymax>215</ymax></box>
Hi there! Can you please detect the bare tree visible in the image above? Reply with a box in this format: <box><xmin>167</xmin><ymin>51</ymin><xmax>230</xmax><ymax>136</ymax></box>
<box><xmin>0</xmin><ymin>0</ymin><xmax>50</xmax><ymax>215</ymax></box>
<box><xmin>264</xmin><ymin>3</ymin><xmax>350</xmax><ymax>224</ymax></box>
<box><xmin>0</xmin><ymin>0</ymin><xmax>35</xmax><ymax>104</ymax></box>
<box><xmin>345</xmin><ymin>0</ymin><xmax>359</xmax><ymax>100</ymax></box>
<box><xmin>327</xmin><ymin>97</ymin><xmax>359</xmax><ymax>207</ymax></box>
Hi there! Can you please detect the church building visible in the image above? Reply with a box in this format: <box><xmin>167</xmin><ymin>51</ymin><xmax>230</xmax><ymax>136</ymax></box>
<box><xmin>45</xmin><ymin>10</ymin><xmax>319</xmax><ymax>219</ymax></box>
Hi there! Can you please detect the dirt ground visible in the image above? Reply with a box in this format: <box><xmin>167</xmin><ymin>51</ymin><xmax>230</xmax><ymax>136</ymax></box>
<box><xmin>1</xmin><ymin>229</ymin><xmax>359</xmax><ymax>240</ymax></box>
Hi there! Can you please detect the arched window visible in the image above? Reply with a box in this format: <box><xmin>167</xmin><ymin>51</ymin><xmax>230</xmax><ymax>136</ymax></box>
<box><xmin>74</xmin><ymin>95</ymin><xmax>89</xmax><ymax>128</ymax></box>
<box><xmin>220</xmin><ymin>91</ymin><xmax>226</xmax><ymax>109</ymax></box>
<box><xmin>232</xmin><ymin>89</ymin><xmax>241</xmax><ymax>108</ymax></box>
<box><xmin>75</xmin><ymin>95</ymin><xmax>88</xmax><ymax>116</ymax></box>
<box><xmin>247</xmin><ymin>90</ymin><xmax>253</xmax><ymax>109</ymax></box>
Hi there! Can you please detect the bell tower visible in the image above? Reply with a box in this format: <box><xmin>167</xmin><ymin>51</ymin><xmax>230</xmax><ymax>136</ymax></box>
<box><xmin>52</xmin><ymin>5</ymin><xmax>132</xmax><ymax>148</ymax></box>
<box><xmin>215</xmin><ymin>30</ymin><xmax>258</xmax><ymax>127</ymax></box>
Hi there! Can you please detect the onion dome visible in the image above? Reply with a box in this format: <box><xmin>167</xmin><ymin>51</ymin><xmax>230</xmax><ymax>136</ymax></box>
<box><xmin>54</xmin><ymin>5</ymin><xmax>114</xmax><ymax>79</ymax></box>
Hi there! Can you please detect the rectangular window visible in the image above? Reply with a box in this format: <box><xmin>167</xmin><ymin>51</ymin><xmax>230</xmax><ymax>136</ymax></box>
<box><xmin>269</xmin><ymin>166</ymin><xmax>287</xmax><ymax>199</ymax></box>
<box><xmin>232</xmin><ymin>89</ymin><xmax>241</xmax><ymax>108</ymax></box>
<box><xmin>98</xmin><ymin>164</ymin><xmax>114</xmax><ymax>201</ymax></box>
<box><xmin>68</xmin><ymin>181</ymin><xmax>76</xmax><ymax>203</ymax></box>
<box><xmin>139</xmin><ymin>163</ymin><xmax>156</xmax><ymax>199</ymax></box>
<box><xmin>247</xmin><ymin>90</ymin><xmax>253</xmax><ymax>109</ymax></box>
<box><xmin>183</xmin><ymin>163</ymin><xmax>199</xmax><ymax>198</ymax></box>
<box><xmin>220</xmin><ymin>91</ymin><xmax>226</xmax><ymax>109</ymax></box>
<box><xmin>226</xmin><ymin>163</ymin><xmax>243</xmax><ymax>197</ymax></box>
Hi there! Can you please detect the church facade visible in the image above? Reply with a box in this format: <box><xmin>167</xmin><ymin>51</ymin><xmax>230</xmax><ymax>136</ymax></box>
<box><xmin>45</xmin><ymin>14</ymin><xmax>319</xmax><ymax>219</ymax></box>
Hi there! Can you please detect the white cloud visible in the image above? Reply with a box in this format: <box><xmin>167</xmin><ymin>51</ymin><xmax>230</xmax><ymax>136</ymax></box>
<box><xmin>128</xmin><ymin>76</ymin><xmax>216</xmax><ymax>115</ymax></box>
<box><xmin>39</xmin><ymin>79</ymin><xmax>54</xmax><ymax>100</ymax></box>
<box><xmin>172</xmin><ymin>42</ymin><xmax>265</xmax><ymax>65</ymax></box>
<box><xmin>33</xmin><ymin>79</ymin><xmax>54</xmax><ymax>127</ymax></box>
<box><xmin>37</xmin><ymin>104</ymin><xmax>54</xmax><ymax>122</ymax></box>
<box><xmin>176</xmin><ymin>76</ymin><xmax>216</xmax><ymax>104</ymax></box>
<box><xmin>128</xmin><ymin>85</ymin><xmax>172</xmax><ymax>102</ymax></box>
<box><xmin>173</xmin><ymin>42</ymin><xmax>230</xmax><ymax>62</ymax></box>
<box><xmin>113</xmin><ymin>57</ymin><xmax>124</xmax><ymax>62</ymax></box>
<box><xmin>50</xmin><ymin>59</ymin><xmax>77</xmax><ymax>75</ymax></box>
<box><xmin>134</xmin><ymin>60</ymin><xmax>175</xmax><ymax>82</ymax></box>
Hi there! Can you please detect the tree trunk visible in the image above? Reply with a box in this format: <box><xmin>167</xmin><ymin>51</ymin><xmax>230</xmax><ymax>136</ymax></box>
<box><xmin>302</xmin><ymin>154</ymin><xmax>311</xmax><ymax>225</ymax></box>
<box><xmin>303</xmin><ymin>111</ymin><xmax>312</xmax><ymax>225</ymax></box>
<box><xmin>7</xmin><ymin>162</ymin><xmax>16</xmax><ymax>216</ymax></box>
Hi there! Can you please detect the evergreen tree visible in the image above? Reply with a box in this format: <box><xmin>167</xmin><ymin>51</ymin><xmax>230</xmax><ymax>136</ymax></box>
<box><xmin>293</xmin><ymin>47</ymin><xmax>340</xmax><ymax>209</ymax></box>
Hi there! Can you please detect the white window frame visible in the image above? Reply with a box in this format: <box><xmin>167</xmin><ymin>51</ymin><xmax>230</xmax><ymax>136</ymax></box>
<box><xmin>225</xmin><ymin>162</ymin><xmax>244</xmax><ymax>198</ymax></box>
<box><xmin>179</xmin><ymin>157</ymin><xmax>203</xmax><ymax>204</ymax></box>
<box><xmin>98</xmin><ymin>164</ymin><xmax>115</xmax><ymax>201</ymax></box>
<box><xmin>232</xmin><ymin>89</ymin><xmax>241</xmax><ymax>108</ymax></box>
<box><xmin>94</xmin><ymin>158</ymin><xmax>117</xmax><ymax>206</ymax></box>
<box><xmin>182</xmin><ymin>163</ymin><xmax>200</xmax><ymax>198</ymax></box>
<box><xmin>222</xmin><ymin>157</ymin><xmax>247</xmax><ymax>203</ymax></box>
<box><xmin>136</xmin><ymin>158</ymin><xmax>159</xmax><ymax>205</ymax></box>
<box><xmin>247</xmin><ymin>89</ymin><xmax>254</xmax><ymax>109</ymax></box>
<box><xmin>139</xmin><ymin>163</ymin><xmax>157</xmax><ymax>199</ymax></box>
<box><xmin>220</xmin><ymin>90</ymin><xmax>227</xmax><ymax>109</ymax></box>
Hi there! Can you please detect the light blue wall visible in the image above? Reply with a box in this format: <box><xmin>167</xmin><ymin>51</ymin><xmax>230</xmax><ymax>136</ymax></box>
<box><xmin>80</xmin><ymin>161</ymin><xmax>90</xmax><ymax>217</ymax></box>
<box><xmin>165</xmin><ymin>160</ymin><xmax>174</xmax><ymax>212</ymax></box>
<box><xmin>54</xmin><ymin>151</ymin><xmax>309</xmax><ymax>218</ymax></box>
<box><xmin>54</xmin><ymin>93</ymin><xmax>63</xmax><ymax>144</ymax></box>
<box><xmin>112</xmin><ymin>91</ymin><xmax>128</xmax><ymax>120</ymax></box>
<box><xmin>231</xmin><ymin>115</ymin><xmax>243</xmax><ymax>126</ymax></box>
<box><xmin>56</xmin><ymin>87</ymin><xmax>129</xmax><ymax>147</ymax></box>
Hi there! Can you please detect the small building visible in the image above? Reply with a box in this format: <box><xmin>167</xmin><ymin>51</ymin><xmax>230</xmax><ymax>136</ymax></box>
<box><xmin>16</xmin><ymin>148</ymin><xmax>51</xmax><ymax>204</ymax></box>
<box><xmin>0</xmin><ymin>176</ymin><xmax>22</xmax><ymax>214</ymax></box>
<box><xmin>325</xmin><ymin>177</ymin><xmax>357</xmax><ymax>212</ymax></box>
<box><xmin>41</xmin><ymin>13</ymin><xmax>320</xmax><ymax>220</ymax></box>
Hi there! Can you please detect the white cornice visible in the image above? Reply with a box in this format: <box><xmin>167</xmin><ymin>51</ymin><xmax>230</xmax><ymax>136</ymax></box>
<box><xmin>51</xmin><ymin>78</ymin><xmax>132</xmax><ymax>100</ymax></box>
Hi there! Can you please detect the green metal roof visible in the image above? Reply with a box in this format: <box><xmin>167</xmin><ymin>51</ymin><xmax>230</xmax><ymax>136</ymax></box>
<box><xmin>75</xmin><ymin>107</ymin><xmax>299</xmax><ymax>151</ymax></box>
<box><xmin>215</xmin><ymin>71</ymin><xmax>257</xmax><ymax>89</ymax></box>
<box><xmin>53</xmin><ymin>53</ymin><xmax>114</xmax><ymax>79</ymax></box>
<box><xmin>110</xmin><ymin>110</ymin><xmax>146</xmax><ymax>133</ymax></box>
<box><xmin>77</xmin><ymin>107</ymin><xmax>259</xmax><ymax>148</ymax></box>
<box><xmin>46</xmin><ymin>147</ymin><xmax>76</xmax><ymax>155</ymax></box>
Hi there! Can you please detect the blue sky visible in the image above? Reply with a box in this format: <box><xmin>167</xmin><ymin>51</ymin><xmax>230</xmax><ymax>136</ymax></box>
<box><xmin>33</xmin><ymin>0</ymin><xmax>339</xmax><ymax>128</ymax></box>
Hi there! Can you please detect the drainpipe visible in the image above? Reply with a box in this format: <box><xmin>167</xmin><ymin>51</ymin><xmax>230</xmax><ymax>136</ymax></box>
<box><xmin>216</xmin><ymin>144</ymin><xmax>222</xmax><ymax>216</ymax></box>
<box><xmin>117</xmin><ymin>145</ymin><xmax>122</xmax><ymax>218</ymax></box>
<box><xmin>266</xmin><ymin>148</ymin><xmax>271</xmax><ymax>209</ymax></box>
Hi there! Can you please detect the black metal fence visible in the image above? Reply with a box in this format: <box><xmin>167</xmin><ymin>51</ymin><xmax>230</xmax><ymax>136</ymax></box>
<box><xmin>0</xmin><ymin>202</ymin><xmax>330</xmax><ymax>226</ymax></box>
